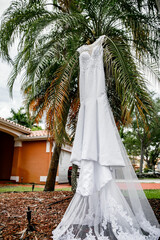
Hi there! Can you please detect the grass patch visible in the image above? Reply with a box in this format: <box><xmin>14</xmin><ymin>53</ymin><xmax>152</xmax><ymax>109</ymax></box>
<box><xmin>0</xmin><ymin>186</ymin><xmax>44</xmax><ymax>192</ymax></box>
<box><xmin>0</xmin><ymin>186</ymin><xmax>159</xmax><ymax>198</ymax></box>
<box><xmin>0</xmin><ymin>185</ymin><xmax>71</xmax><ymax>193</ymax></box>
<box><xmin>144</xmin><ymin>190</ymin><xmax>160</xmax><ymax>199</ymax></box>
<box><xmin>55</xmin><ymin>187</ymin><xmax>71</xmax><ymax>191</ymax></box>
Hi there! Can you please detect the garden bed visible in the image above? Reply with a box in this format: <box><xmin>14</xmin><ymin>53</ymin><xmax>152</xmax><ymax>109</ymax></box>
<box><xmin>0</xmin><ymin>191</ymin><xmax>159</xmax><ymax>239</ymax></box>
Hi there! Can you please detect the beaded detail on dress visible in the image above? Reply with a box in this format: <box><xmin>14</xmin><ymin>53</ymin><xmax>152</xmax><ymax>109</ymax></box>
<box><xmin>79</xmin><ymin>45</ymin><xmax>104</xmax><ymax>71</ymax></box>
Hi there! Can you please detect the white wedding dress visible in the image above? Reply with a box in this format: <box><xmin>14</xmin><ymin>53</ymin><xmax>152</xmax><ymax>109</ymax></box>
<box><xmin>52</xmin><ymin>35</ymin><xmax>160</xmax><ymax>239</ymax></box>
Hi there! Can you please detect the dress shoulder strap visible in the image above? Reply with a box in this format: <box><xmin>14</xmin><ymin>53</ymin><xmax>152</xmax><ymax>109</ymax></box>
<box><xmin>77</xmin><ymin>35</ymin><xmax>105</xmax><ymax>54</ymax></box>
<box><xmin>77</xmin><ymin>45</ymin><xmax>84</xmax><ymax>54</ymax></box>
<box><xmin>97</xmin><ymin>35</ymin><xmax>105</xmax><ymax>45</ymax></box>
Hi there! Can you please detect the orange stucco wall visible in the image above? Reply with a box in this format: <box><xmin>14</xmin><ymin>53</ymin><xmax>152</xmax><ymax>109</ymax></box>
<box><xmin>12</xmin><ymin>146</ymin><xmax>22</xmax><ymax>176</ymax></box>
<box><xmin>11</xmin><ymin>141</ymin><xmax>55</xmax><ymax>183</ymax></box>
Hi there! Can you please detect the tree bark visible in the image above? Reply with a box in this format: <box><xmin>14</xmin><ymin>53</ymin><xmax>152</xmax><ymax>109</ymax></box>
<box><xmin>44</xmin><ymin>143</ymin><xmax>62</xmax><ymax>191</ymax></box>
<box><xmin>144</xmin><ymin>149</ymin><xmax>151</xmax><ymax>169</ymax></box>
<box><xmin>139</xmin><ymin>140</ymin><xmax>144</xmax><ymax>174</ymax></box>
<box><xmin>43</xmin><ymin>103</ymin><xmax>70</xmax><ymax>191</ymax></box>
<box><xmin>156</xmin><ymin>0</ymin><xmax>160</xmax><ymax>15</ymax></box>
<box><xmin>152</xmin><ymin>165</ymin><xmax>155</xmax><ymax>174</ymax></box>
<box><xmin>71</xmin><ymin>164</ymin><xmax>78</xmax><ymax>193</ymax></box>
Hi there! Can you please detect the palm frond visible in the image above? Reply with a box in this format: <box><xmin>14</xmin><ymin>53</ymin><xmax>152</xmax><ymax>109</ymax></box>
<box><xmin>46</xmin><ymin>52</ymin><xmax>78</xmax><ymax>143</ymax></box>
<box><xmin>103</xmin><ymin>35</ymin><xmax>153</xmax><ymax>125</ymax></box>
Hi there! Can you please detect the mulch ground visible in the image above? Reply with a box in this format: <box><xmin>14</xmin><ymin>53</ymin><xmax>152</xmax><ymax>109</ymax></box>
<box><xmin>0</xmin><ymin>191</ymin><xmax>159</xmax><ymax>240</ymax></box>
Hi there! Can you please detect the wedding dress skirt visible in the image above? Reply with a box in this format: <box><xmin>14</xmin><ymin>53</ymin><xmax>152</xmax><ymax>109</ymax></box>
<box><xmin>52</xmin><ymin>36</ymin><xmax>160</xmax><ymax>239</ymax></box>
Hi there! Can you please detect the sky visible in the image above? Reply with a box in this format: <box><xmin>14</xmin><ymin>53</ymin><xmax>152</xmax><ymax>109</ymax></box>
<box><xmin>0</xmin><ymin>0</ymin><xmax>159</xmax><ymax>121</ymax></box>
<box><xmin>0</xmin><ymin>0</ymin><xmax>23</xmax><ymax>119</ymax></box>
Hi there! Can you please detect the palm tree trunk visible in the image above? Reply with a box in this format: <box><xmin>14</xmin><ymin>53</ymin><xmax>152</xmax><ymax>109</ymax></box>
<box><xmin>156</xmin><ymin>0</ymin><xmax>160</xmax><ymax>15</ymax></box>
<box><xmin>44</xmin><ymin>143</ymin><xmax>62</xmax><ymax>191</ymax></box>
<box><xmin>44</xmin><ymin>104</ymin><xmax>70</xmax><ymax>191</ymax></box>
<box><xmin>71</xmin><ymin>164</ymin><xmax>78</xmax><ymax>193</ymax></box>
<box><xmin>139</xmin><ymin>140</ymin><xmax>144</xmax><ymax>174</ymax></box>
<box><xmin>152</xmin><ymin>165</ymin><xmax>155</xmax><ymax>175</ymax></box>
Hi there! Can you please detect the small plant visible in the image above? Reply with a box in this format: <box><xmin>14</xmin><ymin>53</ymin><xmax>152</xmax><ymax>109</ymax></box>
<box><xmin>144</xmin><ymin>168</ymin><xmax>150</xmax><ymax>173</ymax></box>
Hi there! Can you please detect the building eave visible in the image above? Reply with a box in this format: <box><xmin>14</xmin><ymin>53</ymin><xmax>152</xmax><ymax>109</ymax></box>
<box><xmin>16</xmin><ymin>135</ymin><xmax>49</xmax><ymax>141</ymax></box>
<box><xmin>0</xmin><ymin>117</ymin><xmax>31</xmax><ymax>136</ymax></box>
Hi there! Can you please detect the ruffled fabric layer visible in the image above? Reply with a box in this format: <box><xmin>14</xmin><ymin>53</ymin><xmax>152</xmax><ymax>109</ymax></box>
<box><xmin>71</xmin><ymin>94</ymin><xmax>126</xmax><ymax>167</ymax></box>
<box><xmin>52</xmin><ymin>176</ymin><xmax>160</xmax><ymax>240</ymax></box>
<box><xmin>76</xmin><ymin>160</ymin><xmax>112</xmax><ymax>196</ymax></box>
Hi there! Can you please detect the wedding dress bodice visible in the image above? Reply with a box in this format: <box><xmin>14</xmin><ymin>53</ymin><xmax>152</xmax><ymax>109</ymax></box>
<box><xmin>77</xmin><ymin>35</ymin><xmax>105</xmax><ymax>102</ymax></box>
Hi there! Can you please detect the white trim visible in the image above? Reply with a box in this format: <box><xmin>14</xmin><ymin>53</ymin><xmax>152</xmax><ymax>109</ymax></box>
<box><xmin>14</xmin><ymin>140</ymin><xmax>22</xmax><ymax>147</ymax></box>
<box><xmin>0</xmin><ymin>125</ymin><xmax>23</xmax><ymax>137</ymax></box>
<box><xmin>61</xmin><ymin>144</ymin><xmax>72</xmax><ymax>153</ymax></box>
<box><xmin>46</xmin><ymin>141</ymin><xmax>72</xmax><ymax>153</ymax></box>
<box><xmin>40</xmin><ymin>176</ymin><xmax>59</xmax><ymax>182</ymax></box>
<box><xmin>52</xmin><ymin>142</ymin><xmax>55</xmax><ymax>152</ymax></box>
<box><xmin>46</xmin><ymin>141</ymin><xmax>55</xmax><ymax>152</ymax></box>
<box><xmin>17</xmin><ymin>135</ymin><xmax>48</xmax><ymax>141</ymax></box>
<box><xmin>10</xmin><ymin>176</ymin><xmax>19</xmax><ymax>182</ymax></box>
<box><xmin>40</xmin><ymin>176</ymin><xmax>47</xmax><ymax>182</ymax></box>
<box><xmin>46</xmin><ymin>141</ymin><xmax>50</xmax><ymax>152</ymax></box>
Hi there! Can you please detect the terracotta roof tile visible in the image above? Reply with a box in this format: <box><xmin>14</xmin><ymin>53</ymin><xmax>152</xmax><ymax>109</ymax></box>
<box><xmin>0</xmin><ymin>117</ymin><xmax>51</xmax><ymax>139</ymax></box>
<box><xmin>28</xmin><ymin>130</ymin><xmax>49</xmax><ymax>137</ymax></box>
<box><xmin>0</xmin><ymin>116</ymin><xmax>31</xmax><ymax>133</ymax></box>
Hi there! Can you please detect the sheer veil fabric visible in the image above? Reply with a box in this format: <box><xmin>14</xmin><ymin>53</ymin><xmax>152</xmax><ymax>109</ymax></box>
<box><xmin>52</xmin><ymin>35</ymin><xmax>160</xmax><ymax>239</ymax></box>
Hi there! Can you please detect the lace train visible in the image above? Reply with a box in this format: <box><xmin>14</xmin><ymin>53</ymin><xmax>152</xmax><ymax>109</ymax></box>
<box><xmin>52</xmin><ymin>180</ymin><xmax>160</xmax><ymax>240</ymax></box>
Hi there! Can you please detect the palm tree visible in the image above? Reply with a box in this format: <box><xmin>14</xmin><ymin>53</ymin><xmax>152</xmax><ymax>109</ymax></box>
<box><xmin>0</xmin><ymin>0</ymin><xmax>159</xmax><ymax>190</ymax></box>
